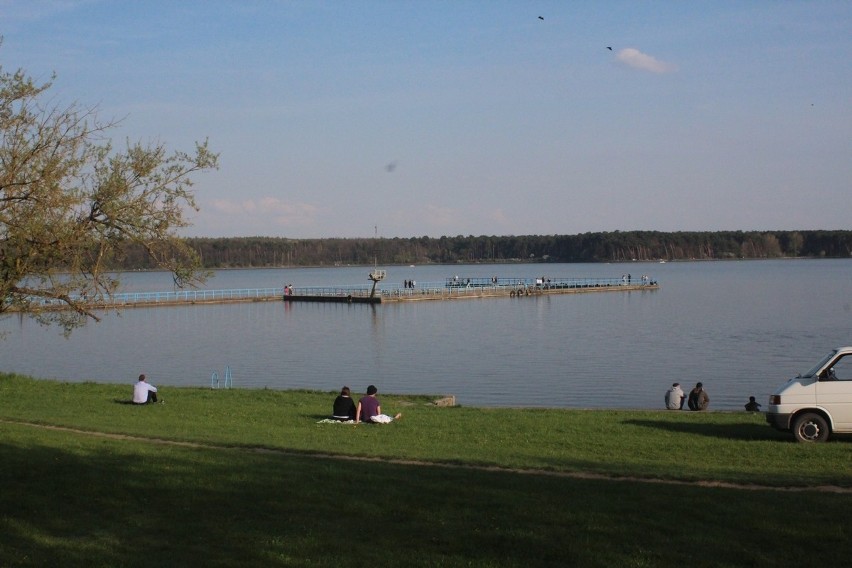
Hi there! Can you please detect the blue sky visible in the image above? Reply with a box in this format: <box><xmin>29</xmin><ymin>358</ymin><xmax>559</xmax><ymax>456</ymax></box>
<box><xmin>2</xmin><ymin>1</ymin><xmax>850</xmax><ymax>238</ymax></box>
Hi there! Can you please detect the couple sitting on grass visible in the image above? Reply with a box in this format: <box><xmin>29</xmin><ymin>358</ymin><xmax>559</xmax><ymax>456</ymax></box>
<box><xmin>332</xmin><ymin>385</ymin><xmax>401</xmax><ymax>424</ymax></box>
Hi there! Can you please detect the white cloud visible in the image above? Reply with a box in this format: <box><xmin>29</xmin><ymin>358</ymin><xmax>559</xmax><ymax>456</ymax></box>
<box><xmin>487</xmin><ymin>208</ymin><xmax>508</xmax><ymax>224</ymax></box>
<box><xmin>423</xmin><ymin>204</ymin><xmax>460</xmax><ymax>226</ymax></box>
<box><xmin>211</xmin><ymin>199</ymin><xmax>252</xmax><ymax>214</ymax></box>
<box><xmin>210</xmin><ymin>197</ymin><xmax>318</xmax><ymax>227</ymax></box>
<box><xmin>383</xmin><ymin>204</ymin><xmax>462</xmax><ymax>234</ymax></box>
<box><xmin>616</xmin><ymin>48</ymin><xmax>678</xmax><ymax>74</ymax></box>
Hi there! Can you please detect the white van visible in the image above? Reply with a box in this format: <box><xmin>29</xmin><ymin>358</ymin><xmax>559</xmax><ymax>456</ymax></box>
<box><xmin>766</xmin><ymin>347</ymin><xmax>852</xmax><ymax>442</ymax></box>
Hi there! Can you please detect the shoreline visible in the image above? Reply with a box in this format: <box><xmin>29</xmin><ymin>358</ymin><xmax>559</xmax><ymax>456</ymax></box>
<box><xmin>0</xmin><ymin>373</ymin><xmax>755</xmax><ymax>413</ymax></box>
<box><xmin>117</xmin><ymin>254</ymin><xmax>835</xmax><ymax>274</ymax></box>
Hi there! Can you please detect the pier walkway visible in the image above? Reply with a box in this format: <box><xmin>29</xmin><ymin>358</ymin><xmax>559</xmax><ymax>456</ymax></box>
<box><xmin>32</xmin><ymin>287</ymin><xmax>286</xmax><ymax>309</ymax></box>
<box><xmin>284</xmin><ymin>276</ymin><xmax>657</xmax><ymax>304</ymax></box>
<box><xmin>30</xmin><ymin>276</ymin><xmax>657</xmax><ymax>310</ymax></box>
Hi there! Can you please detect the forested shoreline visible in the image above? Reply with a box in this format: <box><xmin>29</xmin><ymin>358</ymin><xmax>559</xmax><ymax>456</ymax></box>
<box><xmin>113</xmin><ymin>230</ymin><xmax>852</xmax><ymax>270</ymax></box>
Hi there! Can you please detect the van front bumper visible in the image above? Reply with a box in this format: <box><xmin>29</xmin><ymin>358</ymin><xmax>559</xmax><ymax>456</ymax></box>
<box><xmin>766</xmin><ymin>412</ymin><xmax>792</xmax><ymax>431</ymax></box>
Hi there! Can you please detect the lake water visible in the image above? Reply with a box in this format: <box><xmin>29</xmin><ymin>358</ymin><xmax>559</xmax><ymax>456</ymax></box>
<box><xmin>2</xmin><ymin>259</ymin><xmax>851</xmax><ymax>410</ymax></box>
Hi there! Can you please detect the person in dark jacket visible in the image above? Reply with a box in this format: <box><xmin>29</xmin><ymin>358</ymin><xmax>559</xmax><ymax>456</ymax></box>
<box><xmin>744</xmin><ymin>396</ymin><xmax>762</xmax><ymax>412</ymax></box>
<box><xmin>331</xmin><ymin>386</ymin><xmax>356</xmax><ymax>421</ymax></box>
<box><xmin>687</xmin><ymin>382</ymin><xmax>709</xmax><ymax>411</ymax></box>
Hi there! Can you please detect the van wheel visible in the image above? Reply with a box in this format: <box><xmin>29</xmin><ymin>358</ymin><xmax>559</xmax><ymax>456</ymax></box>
<box><xmin>792</xmin><ymin>413</ymin><xmax>829</xmax><ymax>443</ymax></box>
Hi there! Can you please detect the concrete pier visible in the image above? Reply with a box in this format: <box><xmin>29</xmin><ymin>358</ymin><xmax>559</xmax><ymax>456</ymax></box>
<box><xmin>284</xmin><ymin>276</ymin><xmax>659</xmax><ymax>304</ymax></box>
<box><xmin>29</xmin><ymin>276</ymin><xmax>658</xmax><ymax>310</ymax></box>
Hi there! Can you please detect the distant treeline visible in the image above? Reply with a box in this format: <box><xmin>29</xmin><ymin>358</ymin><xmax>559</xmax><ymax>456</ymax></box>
<box><xmin>113</xmin><ymin>230</ymin><xmax>852</xmax><ymax>270</ymax></box>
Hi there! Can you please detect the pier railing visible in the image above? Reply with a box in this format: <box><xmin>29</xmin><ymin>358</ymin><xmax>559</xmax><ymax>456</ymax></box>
<box><xmin>31</xmin><ymin>287</ymin><xmax>285</xmax><ymax>307</ymax></box>
<box><xmin>382</xmin><ymin>277</ymin><xmax>653</xmax><ymax>299</ymax></box>
<box><xmin>285</xmin><ymin>285</ymin><xmax>374</xmax><ymax>299</ymax></box>
<box><xmin>28</xmin><ymin>276</ymin><xmax>656</xmax><ymax>308</ymax></box>
<box><xmin>285</xmin><ymin>277</ymin><xmax>652</xmax><ymax>301</ymax></box>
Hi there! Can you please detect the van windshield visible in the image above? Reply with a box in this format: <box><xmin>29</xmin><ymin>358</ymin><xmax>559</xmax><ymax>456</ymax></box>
<box><xmin>802</xmin><ymin>350</ymin><xmax>837</xmax><ymax>378</ymax></box>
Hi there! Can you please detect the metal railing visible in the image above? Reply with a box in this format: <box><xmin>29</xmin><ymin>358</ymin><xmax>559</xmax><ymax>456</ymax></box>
<box><xmin>31</xmin><ymin>287</ymin><xmax>285</xmax><ymax>307</ymax></box>
<box><xmin>286</xmin><ymin>285</ymin><xmax>374</xmax><ymax>298</ymax></box>
<box><xmin>110</xmin><ymin>287</ymin><xmax>284</xmax><ymax>304</ymax></box>
<box><xmin>28</xmin><ymin>277</ymin><xmax>657</xmax><ymax>307</ymax></box>
<box><xmin>382</xmin><ymin>277</ymin><xmax>656</xmax><ymax>299</ymax></box>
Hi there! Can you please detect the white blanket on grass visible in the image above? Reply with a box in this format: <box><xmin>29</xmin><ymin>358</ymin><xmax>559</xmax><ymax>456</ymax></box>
<box><xmin>316</xmin><ymin>415</ymin><xmax>394</xmax><ymax>424</ymax></box>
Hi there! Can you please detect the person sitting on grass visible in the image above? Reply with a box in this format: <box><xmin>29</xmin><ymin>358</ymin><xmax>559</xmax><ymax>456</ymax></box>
<box><xmin>331</xmin><ymin>386</ymin><xmax>356</xmax><ymax>421</ymax></box>
<box><xmin>687</xmin><ymin>382</ymin><xmax>709</xmax><ymax>411</ymax></box>
<box><xmin>133</xmin><ymin>374</ymin><xmax>159</xmax><ymax>404</ymax></box>
<box><xmin>744</xmin><ymin>396</ymin><xmax>762</xmax><ymax>412</ymax></box>
<box><xmin>665</xmin><ymin>382</ymin><xmax>685</xmax><ymax>410</ymax></box>
<box><xmin>355</xmin><ymin>385</ymin><xmax>401</xmax><ymax>424</ymax></box>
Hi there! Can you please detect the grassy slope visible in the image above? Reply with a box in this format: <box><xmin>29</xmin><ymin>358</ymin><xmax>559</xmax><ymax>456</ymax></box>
<box><xmin>1</xmin><ymin>375</ymin><xmax>851</xmax><ymax>567</ymax></box>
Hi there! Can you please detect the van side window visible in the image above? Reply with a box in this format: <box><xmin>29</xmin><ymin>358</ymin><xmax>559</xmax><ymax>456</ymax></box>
<box><xmin>823</xmin><ymin>356</ymin><xmax>852</xmax><ymax>381</ymax></box>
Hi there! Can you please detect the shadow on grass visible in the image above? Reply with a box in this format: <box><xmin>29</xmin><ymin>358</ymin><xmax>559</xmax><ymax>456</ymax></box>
<box><xmin>309</xmin><ymin>413</ymin><xmax>343</xmax><ymax>421</ymax></box>
<box><xmin>3</xmin><ymin>428</ymin><xmax>852</xmax><ymax>568</ymax></box>
<box><xmin>112</xmin><ymin>399</ymin><xmax>169</xmax><ymax>407</ymax></box>
<box><xmin>624</xmin><ymin>418</ymin><xmax>852</xmax><ymax>443</ymax></box>
<box><xmin>0</xmin><ymin>435</ymin><xmax>637</xmax><ymax>567</ymax></box>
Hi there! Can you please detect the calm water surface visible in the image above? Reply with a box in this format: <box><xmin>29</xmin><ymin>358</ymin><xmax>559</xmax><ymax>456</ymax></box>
<box><xmin>2</xmin><ymin>260</ymin><xmax>851</xmax><ymax>410</ymax></box>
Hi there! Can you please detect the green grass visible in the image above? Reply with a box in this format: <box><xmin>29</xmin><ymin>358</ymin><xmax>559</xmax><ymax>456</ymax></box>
<box><xmin>1</xmin><ymin>374</ymin><xmax>851</xmax><ymax>567</ymax></box>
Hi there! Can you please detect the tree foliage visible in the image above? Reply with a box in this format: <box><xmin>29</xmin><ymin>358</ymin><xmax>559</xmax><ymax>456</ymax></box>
<box><xmin>101</xmin><ymin>230</ymin><xmax>852</xmax><ymax>270</ymax></box>
<box><xmin>0</xmin><ymin>57</ymin><xmax>218</xmax><ymax>333</ymax></box>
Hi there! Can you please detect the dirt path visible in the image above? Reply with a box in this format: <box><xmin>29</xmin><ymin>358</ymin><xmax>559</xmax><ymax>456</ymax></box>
<box><xmin>4</xmin><ymin>419</ymin><xmax>851</xmax><ymax>494</ymax></box>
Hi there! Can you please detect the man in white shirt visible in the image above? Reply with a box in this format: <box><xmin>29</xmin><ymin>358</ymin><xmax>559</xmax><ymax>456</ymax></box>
<box><xmin>133</xmin><ymin>374</ymin><xmax>159</xmax><ymax>404</ymax></box>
